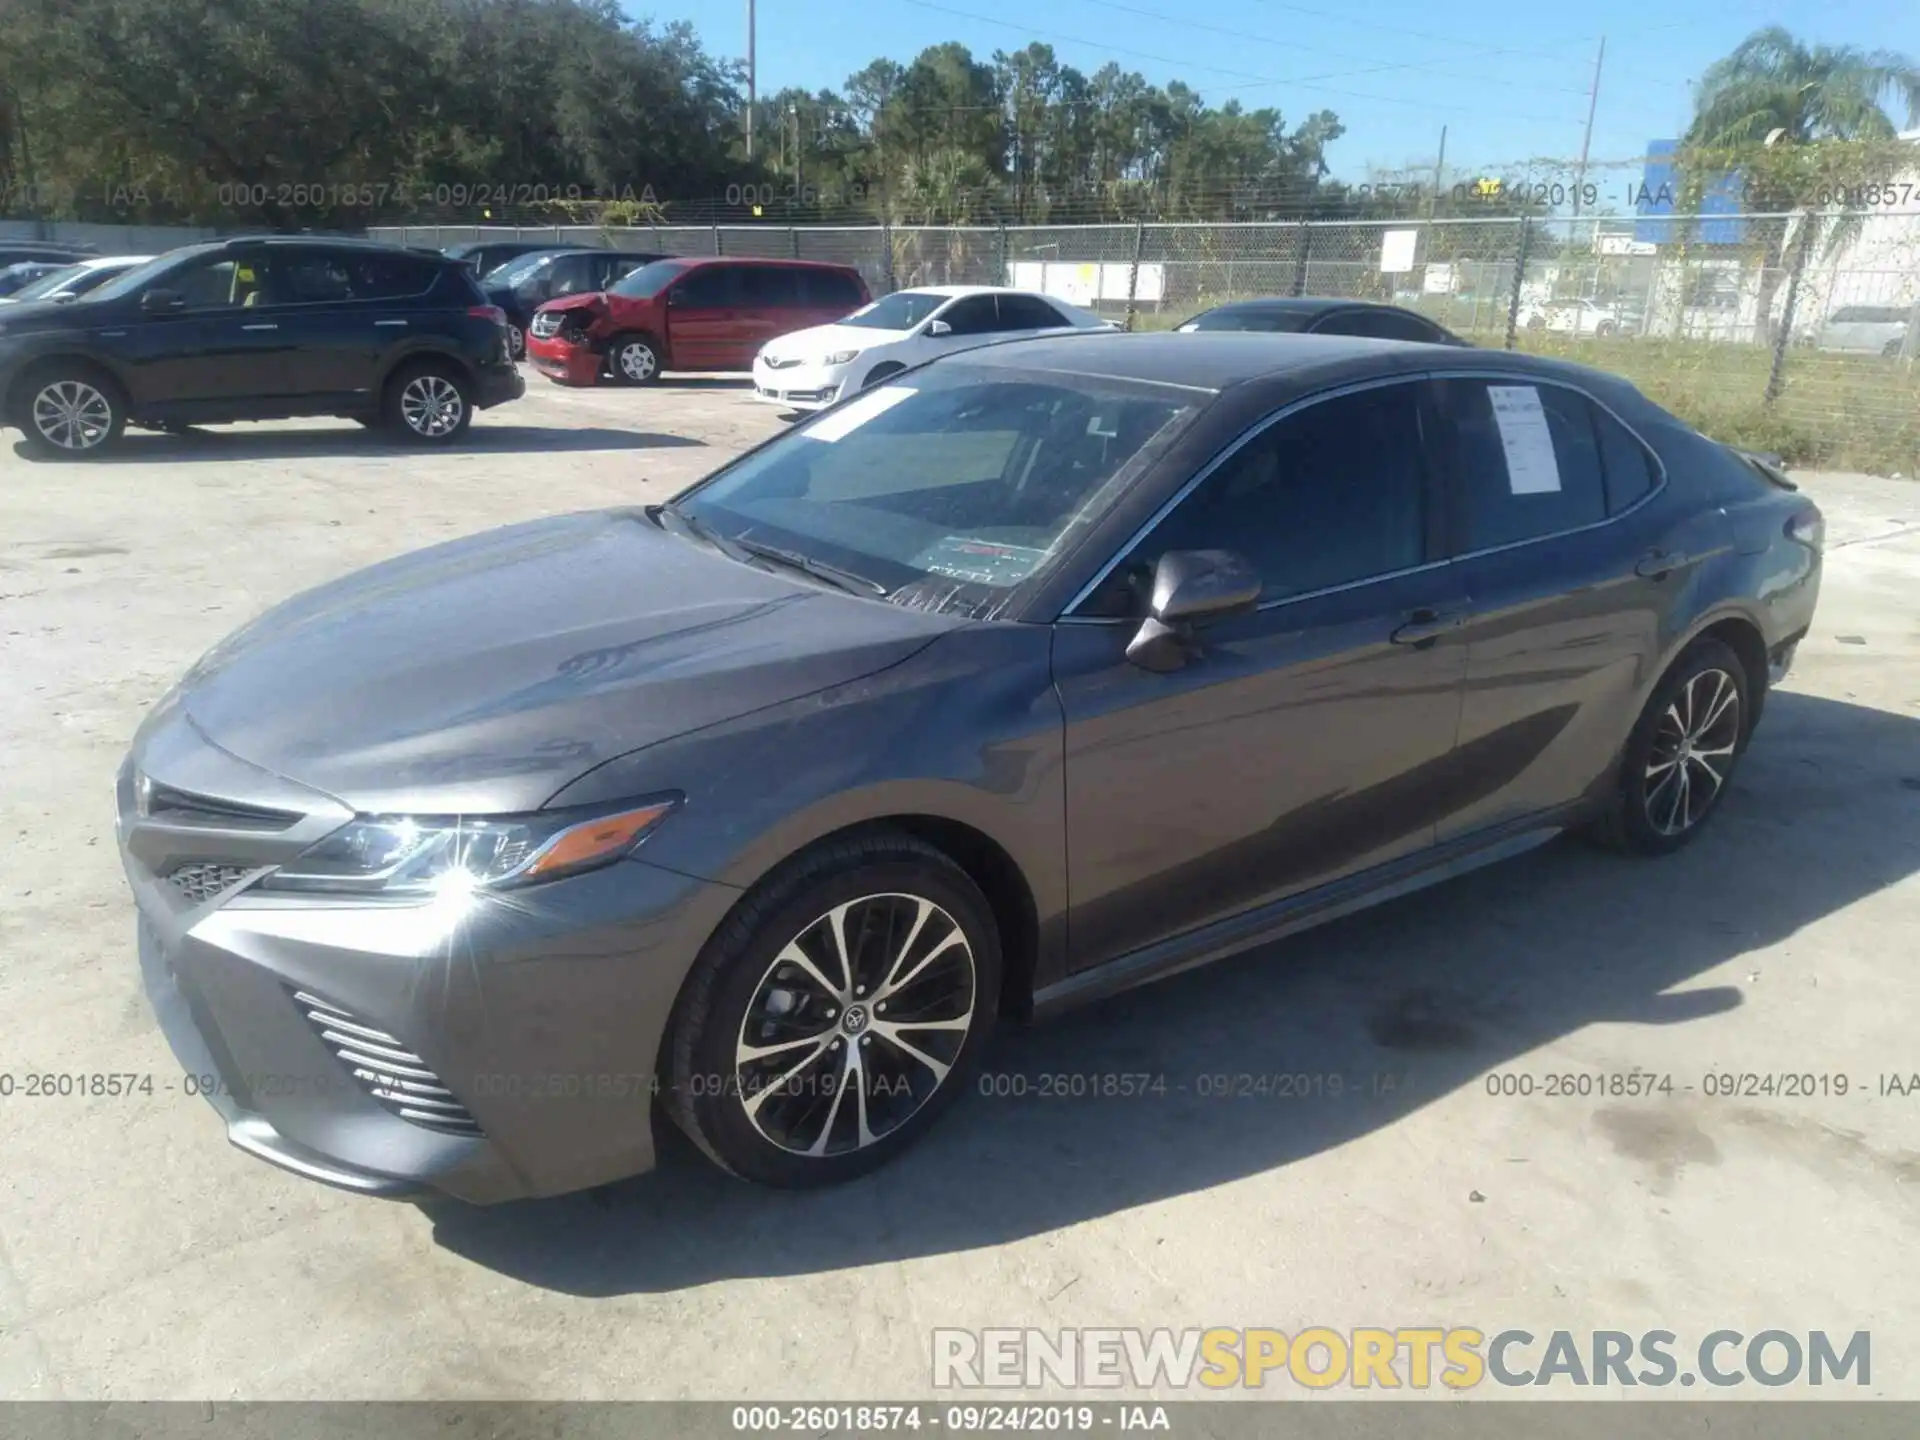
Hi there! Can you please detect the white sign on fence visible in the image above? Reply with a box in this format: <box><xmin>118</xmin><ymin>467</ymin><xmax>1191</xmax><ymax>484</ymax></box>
<box><xmin>1422</xmin><ymin>263</ymin><xmax>1454</xmax><ymax>294</ymax></box>
<box><xmin>1009</xmin><ymin>260</ymin><xmax>1164</xmax><ymax>305</ymax></box>
<box><xmin>1380</xmin><ymin>229</ymin><xmax>1418</xmax><ymax>273</ymax></box>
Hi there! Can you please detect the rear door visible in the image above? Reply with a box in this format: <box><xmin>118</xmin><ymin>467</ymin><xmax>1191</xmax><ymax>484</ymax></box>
<box><xmin>736</xmin><ymin>264</ymin><xmax>805</xmax><ymax>359</ymax></box>
<box><xmin>663</xmin><ymin>264</ymin><xmax>743</xmax><ymax>369</ymax></box>
<box><xmin>800</xmin><ymin>268</ymin><xmax>867</xmax><ymax>327</ymax></box>
<box><xmin>1429</xmin><ymin>377</ymin><xmax>1714</xmax><ymax>840</ymax></box>
<box><xmin>246</xmin><ymin>247</ymin><xmax>377</xmax><ymax>399</ymax></box>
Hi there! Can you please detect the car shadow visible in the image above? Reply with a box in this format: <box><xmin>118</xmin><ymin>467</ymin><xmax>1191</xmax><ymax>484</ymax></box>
<box><xmin>423</xmin><ymin>690</ymin><xmax>1920</xmax><ymax>1294</ymax></box>
<box><xmin>658</xmin><ymin>376</ymin><xmax>754</xmax><ymax>390</ymax></box>
<box><xmin>9</xmin><ymin>425</ymin><xmax>702</xmax><ymax>463</ymax></box>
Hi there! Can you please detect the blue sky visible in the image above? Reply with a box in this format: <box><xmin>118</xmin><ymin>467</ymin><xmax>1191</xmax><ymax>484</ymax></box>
<box><xmin>633</xmin><ymin>0</ymin><xmax>1917</xmax><ymax>209</ymax></box>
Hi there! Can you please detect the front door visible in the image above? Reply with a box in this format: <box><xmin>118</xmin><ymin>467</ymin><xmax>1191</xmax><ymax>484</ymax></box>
<box><xmin>663</xmin><ymin>264</ymin><xmax>744</xmax><ymax>370</ymax></box>
<box><xmin>1054</xmin><ymin>379</ymin><xmax>1471</xmax><ymax>972</ymax></box>
<box><xmin>93</xmin><ymin>249</ymin><xmax>284</xmax><ymax>410</ymax></box>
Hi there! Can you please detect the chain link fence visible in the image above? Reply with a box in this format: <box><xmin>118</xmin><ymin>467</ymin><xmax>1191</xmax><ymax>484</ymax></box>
<box><xmin>381</xmin><ymin>210</ymin><xmax>1916</xmax><ymax>474</ymax></box>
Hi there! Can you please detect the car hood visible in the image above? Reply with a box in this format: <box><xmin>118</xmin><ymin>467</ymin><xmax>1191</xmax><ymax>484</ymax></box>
<box><xmin>761</xmin><ymin>323</ymin><xmax>899</xmax><ymax>361</ymax></box>
<box><xmin>162</xmin><ymin>510</ymin><xmax>956</xmax><ymax>814</ymax></box>
<box><xmin>534</xmin><ymin>292</ymin><xmax>609</xmax><ymax>316</ymax></box>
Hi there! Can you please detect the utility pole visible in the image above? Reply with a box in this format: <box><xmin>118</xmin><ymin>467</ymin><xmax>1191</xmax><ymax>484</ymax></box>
<box><xmin>745</xmin><ymin>0</ymin><xmax>756</xmax><ymax>160</ymax></box>
<box><xmin>1429</xmin><ymin>124</ymin><xmax>1447</xmax><ymax>218</ymax></box>
<box><xmin>1572</xmin><ymin>36</ymin><xmax>1606</xmax><ymax>218</ymax></box>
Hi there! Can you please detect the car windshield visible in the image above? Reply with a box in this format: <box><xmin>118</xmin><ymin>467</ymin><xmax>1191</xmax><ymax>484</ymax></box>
<box><xmin>841</xmin><ymin>291</ymin><xmax>951</xmax><ymax>331</ymax></box>
<box><xmin>1177</xmin><ymin>307</ymin><xmax>1312</xmax><ymax>333</ymax></box>
<box><xmin>80</xmin><ymin>251</ymin><xmax>207</xmax><ymax>304</ymax></box>
<box><xmin>9</xmin><ymin>263</ymin><xmax>86</xmax><ymax>300</ymax></box>
<box><xmin>672</xmin><ymin>365</ymin><xmax>1197</xmax><ymax>616</ymax></box>
<box><xmin>609</xmin><ymin>258</ymin><xmax>694</xmax><ymax>298</ymax></box>
<box><xmin>487</xmin><ymin>251</ymin><xmax>568</xmax><ymax>287</ymax></box>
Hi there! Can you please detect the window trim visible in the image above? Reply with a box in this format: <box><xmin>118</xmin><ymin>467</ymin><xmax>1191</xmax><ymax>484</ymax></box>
<box><xmin>1431</xmin><ymin>370</ymin><xmax>1668</xmax><ymax>563</ymax></box>
<box><xmin>1059</xmin><ymin>374</ymin><xmax>1451</xmax><ymax>624</ymax></box>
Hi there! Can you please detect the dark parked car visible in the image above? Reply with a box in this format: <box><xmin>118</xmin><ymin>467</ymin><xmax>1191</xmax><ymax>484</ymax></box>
<box><xmin>481</xmin><ymin>247</ymin><xmax>666</xmax><ymax>358</ymax></box>
<box><xmin>441</xmin><ymin>238</ymin><xmax>565</xmax><ymax>281</ymax></box>
<box><xmin>0</xmin><ymin>262</ymin><xmax>67</xmax><ymax>298</ymax></box>
<box><xmin>1178</xmin><ymin>296</ymin><xmax>1467</xmax><ymax>344</ymax></box>
<box><xmin>0</xmin><ymin>235</ymin><xmax>523</xmax><ymax>456</ymax></box>
<box><xmin>116</xmin><ymin>332</ymin><xmax>1820</xmax><ymax>1201</ymax></box>
<box><xmin>0</xmin><ymin>243</ymin><xmax>95</xmax><ymax>271</ymax></box>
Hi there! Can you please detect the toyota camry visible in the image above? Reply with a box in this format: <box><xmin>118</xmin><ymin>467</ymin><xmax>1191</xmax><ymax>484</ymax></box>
<box><xmin>116</xmin><ymin>331</ymin><xmax>1822</xmax><ymax>1200</ymax></box>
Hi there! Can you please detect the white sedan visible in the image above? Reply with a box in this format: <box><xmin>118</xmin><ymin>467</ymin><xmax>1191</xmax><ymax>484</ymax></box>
<box><xmin>752</xmin><ymin>285</ymin><xmax>1114</xmax><ymax>411</ymax></box>
<box><xmin>0</xmin><ymin>254</ymin><xmax>154</xmax><ymax>306</ymax></box>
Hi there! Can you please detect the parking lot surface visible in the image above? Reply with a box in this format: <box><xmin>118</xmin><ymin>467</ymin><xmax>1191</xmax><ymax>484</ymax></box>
<box><xmin>2</xmin><ymin>376</ymin><xmax>1917</xmax><ymax>1400</ymax></box>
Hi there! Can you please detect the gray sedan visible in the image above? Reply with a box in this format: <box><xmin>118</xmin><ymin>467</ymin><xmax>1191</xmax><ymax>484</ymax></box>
<box><xmin>117</xmin><ymin>332</ymin><xmax>1823</xmax><ymax>1199</ymax></box>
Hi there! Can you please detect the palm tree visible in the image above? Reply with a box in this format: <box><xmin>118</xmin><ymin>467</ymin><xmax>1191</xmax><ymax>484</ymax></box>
<box><xmin>1681</xmin><ymin>28</ymin><xmax>1920</xmax><ymax>343</ymax></box>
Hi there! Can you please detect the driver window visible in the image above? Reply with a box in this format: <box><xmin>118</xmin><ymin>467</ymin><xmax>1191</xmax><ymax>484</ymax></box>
<box><xmin>1112</xmin><ymin>382</ymin><xmax>1430</xmax><ymax>610</ymax></box>
<box><xmin>171</xmin><ymin>257</ymin><xmax>268</xmax><ymax>311</ymax></box>
<box><xmin>937</xmin><ymin>296</ymin><xmax>998</xmax><ymax>336</ymax></box>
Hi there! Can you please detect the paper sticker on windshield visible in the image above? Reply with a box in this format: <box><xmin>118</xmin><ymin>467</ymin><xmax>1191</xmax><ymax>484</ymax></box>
<box><xmin>804</xmin><ymin>386</ymin><xmax>917</xmax><ymax>442</ymax></box>
<box><xmin>1487</xmin><ymin>385</ymin><xmax>1561</xmax><ymax>494</ymax></box>
<box><xmin>917</xmin><ymin>537</ymin><xmax>1050</xmax><ymax>586</ymax></box>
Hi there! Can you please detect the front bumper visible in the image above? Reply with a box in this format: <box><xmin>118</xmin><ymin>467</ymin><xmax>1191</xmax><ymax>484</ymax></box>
<box><xmin>526</xmin><ymin>333</ymin><xmax>604</xmax><ymax>387</ymax></box>
<box><xmin>118</xmin><ymin>717</ymin><xmax>739</xmax><ymax>1203</ymax></box>
<box><xmin>751</xmin><ymin>358</ymin><xmax>849</xmax><ymax>411</ymax></box>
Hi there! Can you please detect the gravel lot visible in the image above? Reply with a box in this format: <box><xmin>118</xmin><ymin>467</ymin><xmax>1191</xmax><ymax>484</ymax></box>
<box><xmin>1</xmin><ymin>373</ymin><xmax>1917</xmax><ymax>1402</ymax></box>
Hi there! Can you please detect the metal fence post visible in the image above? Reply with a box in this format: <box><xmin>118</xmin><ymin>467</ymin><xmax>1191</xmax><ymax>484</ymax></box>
<box><xmin>1765</xmin><ymin>216</ymin><xmax>1817</xmax><ymax>408</ymax></box>
<box><xmin>1291</xmin><ymin>220</ymin><xmax>1311</xmax><ymax>297</ymax></box>
<box><xmin>996</xmin><ymin>220</ymin><xmax>1009</xmax><ymax>287</ymax></box>
<box><xmin>880</xmin><ymin>220</ymin><xmax>896</xmax><ymax>294</ymax></box>
<box><xmin>1504</xmin><ymin>216</ymin><xmax>1533</xmax><ymax>352</ymax></box>
<box><xmin>789</xmin><ymin>225</ymin><xmax>800</xmax><ymax>259</ymax></box>
<box><xmin>711</xmin><ymin>223</ymin><xmax>723</xmax><ymax>256</ymax></box>
<box><xmin>1125</xmin><ymin>218</ymin><xmax>1144</xmax><ymax>331</ymax></box>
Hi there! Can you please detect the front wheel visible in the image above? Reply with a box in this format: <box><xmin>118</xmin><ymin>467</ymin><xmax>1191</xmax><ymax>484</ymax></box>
<box><xmin>1591</xmin><ymin>639</ymin><xmax>1751</xmax><ymax>855</ymax></box>
<box><xmin>16</xmin><ymin>368</ymin><xmax>126</xmax><ymax>458</ymax></box>
<box><xmin>607</xmin><ymin>334</ymin><xmax>661</xmax><ymax>385</ymax></box>
<box><xmin>862</xmin><ymin>361</ymin><xmax>907</xmax><ymax>391</ymax></box>
<box><xmin>383</xmin><ymin>361</ymin><xmax>473</xmax><ymax>443</ymax></box>
<box><xmin>665</xmin><ymin>831</ymin><xmax>1002</xmax><ymax>1187</ymax></box>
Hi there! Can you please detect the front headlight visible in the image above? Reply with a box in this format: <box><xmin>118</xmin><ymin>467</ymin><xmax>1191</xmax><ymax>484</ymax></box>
<box><xmin>255</xmin><ymin>798</ymin><xmax>677</xmax><ymax>897</ymax></box>
<box><xmin>823</xmin><ymin>349</ymin><xmax>861</xmax><ymax>365</ymax></box>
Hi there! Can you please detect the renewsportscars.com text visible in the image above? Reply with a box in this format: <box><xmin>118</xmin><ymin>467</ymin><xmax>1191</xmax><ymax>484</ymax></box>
<box><xmin>932</xmin><ymin>1327</ymin><xmax>1871</xmax><ymax>1390</ymax></box>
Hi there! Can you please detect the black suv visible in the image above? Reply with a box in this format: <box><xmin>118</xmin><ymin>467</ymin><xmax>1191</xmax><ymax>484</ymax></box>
<box><xmin>482</xmin><ymin>248</ymin><xmax>665</xmax><ymax>357</ymax></box>
<box><xmin>441</xmin><ymin>239</ymin><xmax>560</xmax><ymax>280</ymax></box>
<box><xmin>0</xmin><ymin>236</ymin><xmax>524</xmax><ymax>457</ymax></box>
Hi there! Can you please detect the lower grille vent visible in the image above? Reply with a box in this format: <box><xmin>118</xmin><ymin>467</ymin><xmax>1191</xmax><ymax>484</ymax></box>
<box><xmin>291</xmin><ymin>989</ymin><xmax>482</xmax><ymax>1137</ymax></box>
<box><xmin>166</xmin><ymin>862</ymin><xmax>255</xmax><ymax>905</ymax></box>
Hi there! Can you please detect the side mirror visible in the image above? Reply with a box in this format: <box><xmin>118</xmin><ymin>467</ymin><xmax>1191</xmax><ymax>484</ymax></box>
<box><xmin>927</xmin><ymin>319</ymin><xmax>952</xmax><ymax>336</ymax></box>
<box><xmin>1125</xmin><ymin>549</ymin><xmax>1262</xmax><ymax>673</ymax></box>
<box><xmin>140</xmin><ymin>288</ymin><xmax>184</xmax><ymax>314</ymax></box>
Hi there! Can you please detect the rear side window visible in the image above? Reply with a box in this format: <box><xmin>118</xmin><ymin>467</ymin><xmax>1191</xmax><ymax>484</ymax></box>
<box><xmin>739</xmin><ymin>265</ymin><xmax>802</xmax><ymax>308</ymax></box>
<box><xmin>1435</xmin><ymin>380</ymin><xmax>1608</xmax><ymax>550</ymax></box>
<box><xmin>346</xmin><ymin>253</ymin><xmax>440</xmax><ymax>301</ymax></box>
<box><xmin>1592</xmin><ymin>404</ymin><xmax>1658</xmax><ymax>513</ymax></box>
<box><xmin>1317</xmin><ymin>308</ymin><xmax>1442</xmax><ymax>342</ymax></box>
<box><xmin>996</xmin><ymin>294</ymin><xmax>1070</xmax><ymax>330</ymax></box>
<box><xmin>802</xmin><ymin>270</ymin><xmax>865</xmax><ymax>308</ymax></box>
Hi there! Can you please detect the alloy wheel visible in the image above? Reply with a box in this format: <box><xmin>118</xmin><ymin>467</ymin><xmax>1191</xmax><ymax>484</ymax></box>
<box><xmin>507</xmin><ymin>326</ymin><xmax>525</xmax><ymax>359</ymax></box>
<box><xmin>617</xmin><ymin>342</ymin><xmax>657</xmax><ymax>382</ymax></box>
<box><xmin>31</xmin><ymin>380</ymin><xmax>114</xmax><ymax>452</ymax></box>
<box><xmin>733</xmin><ymin>892</ymin><xmax>977</xmax><ymax>1158</ymax></box>
<box><xmin>399</xmin><ymin>374</ymin><xmax>464</xmax><ymax>437</ymax></box>
<box><xmin>1643</xmin><ymin>667</ymin><xmax>1741</xmax><ymax>836</ymax></box>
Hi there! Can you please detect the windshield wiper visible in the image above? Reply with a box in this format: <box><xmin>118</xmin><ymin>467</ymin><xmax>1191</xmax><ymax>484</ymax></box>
<box><xmin>731</xmin><ymin>536</ymin><xmax>889</xmax><ymax>597</ymax></box>
<box><xmin>649</xmin><ymin>502</ymin><xmax>752</xmax><ymax>563</ymax></box>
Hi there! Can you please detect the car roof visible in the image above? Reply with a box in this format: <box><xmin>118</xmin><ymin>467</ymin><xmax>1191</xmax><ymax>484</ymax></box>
<box><xmin>953</xmin><ymin>329</ymin><xmax>1588</xmax><ymax>393</ymax></box>
<box><xmin>891</xmin><ymin>284</ymin><xmax>1039</xmax><ymax>298</ymax></box>
<box><xmin>673</xmin><ymin>255</ymin><xmax>861</xmax><ymax>272</ymax></box>
<box><xmin>72</xmin><ymin>254</ymin><xmax>152</xmax><ymax>269</ymax></box>
<box><xmin>1195</xmin><ymin>296</ymin><xmax>1430</xmax><ymax>319</ymax></box>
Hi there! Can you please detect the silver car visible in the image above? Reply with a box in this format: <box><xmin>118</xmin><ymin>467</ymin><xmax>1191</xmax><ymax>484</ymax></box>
<box><xmin>1816</xmin><ymin>304</ymin><xmax>1914</xmax><ymax>357</ymax></box>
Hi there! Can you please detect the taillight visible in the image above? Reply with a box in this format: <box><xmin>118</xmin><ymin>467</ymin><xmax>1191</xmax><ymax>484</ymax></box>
<box><xmin>1786</xmin><ymin>507</ymin><xmax>1824</xmax><ymax>550</ymax></box>
<box><xmin>468</xmin><ymin>304</ymin><xmax>507</xmax><ymax>326</ymax></box>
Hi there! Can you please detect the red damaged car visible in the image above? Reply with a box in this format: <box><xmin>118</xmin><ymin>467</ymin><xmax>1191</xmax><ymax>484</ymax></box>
<box><xmin>524</xmin><ymin>256</ymin><xmax>869</xmax><ymax>386</ymax></box>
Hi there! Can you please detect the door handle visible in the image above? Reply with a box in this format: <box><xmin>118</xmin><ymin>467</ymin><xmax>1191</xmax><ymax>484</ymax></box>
<box><xmin>1390</xmin><ymin>606</ymin><xmax>1467</xmax><ymax>647</ymax></box>
<box><xmin>240</xmin><ymin>323</ymin><xmax>278</xmax><ymax>331</ymax></box>
<box><xmin>375</xmin><ymin>319</ymin><xmax>408</xmax><ymax>327</ymax></box>
<box><xmin>1634</xmin><ymin>548</ymin><xmax>1688</xmax><ymax>579</ymax></box>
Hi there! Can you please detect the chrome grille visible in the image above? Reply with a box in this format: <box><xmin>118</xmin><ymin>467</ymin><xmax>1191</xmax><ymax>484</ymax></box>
<box><xmin>762</xmin><ymin>354</ymin><xmax>801</xmax><ymax>369</ymax></box>
<box><xmin>166</xmin><ymin>862</ymin><xmax>255</xmax><ymax>904</ymax></box>
<box><xmin>292</xmin><ymin>990</ymin><xmax>482</xmax><ymax>1137</ymax></box>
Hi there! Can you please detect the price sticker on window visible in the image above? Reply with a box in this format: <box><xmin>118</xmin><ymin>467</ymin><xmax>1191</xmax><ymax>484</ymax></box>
<box><xmin>1486</xmin><ymin>384</ymin><xmax>1562</xmax><ymax>494</ymax></box>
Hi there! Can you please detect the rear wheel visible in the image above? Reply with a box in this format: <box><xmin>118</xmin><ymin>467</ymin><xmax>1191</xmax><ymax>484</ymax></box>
<box><xmin>665</xmin><ymin>831</ymin><xmax>1001</xmax><ymax>1188</ymax></box>
<box><xmin>382</xmin><ymin>360</ymin><xmax>472</xmax><ymax>443</ymax></box>
<box><xmin>1590</xmin><ymin>639</ymin><xmax>1750</xmax><ymax>855</ymax></box>
<box><xmin>16</xmin><ymin>366</ymin><xmax>126</xmax><ymax>458</ymax></box>
<box><xmin>607</xmin><ymin>333</ymin><xmax>660</xmax><ymax>386</ymax></box>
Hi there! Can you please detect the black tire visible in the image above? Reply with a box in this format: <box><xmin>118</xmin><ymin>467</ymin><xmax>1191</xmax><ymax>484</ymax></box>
<box><xmin>862</xmin><ymin>361</ymin><xmax>907</xmax><ymax>391</ymax></box>
<box><xmin>1525</xmin><ymin>314</ymin><xmax>1546</xmax><ymax>331</ymax></box>
<box><xmin>506</xmin><ymin>325</ymin><xmax>526</xmax><ymax>361</ymax></box>
<box><xmin>1589</xmin><ymin>638</ymin><xmax>1751</xmax><ymax>856</ymax></box>
<box><xmin>1595</xmin><ymin>321</ymin><xmax>1617</xmax><ymax>337</ymax></box>
<box><xmin>606</xmin><ymin>333</ymin><xmax>661</xmax><ymax>386</ymax></box>
<box><xmin>13</xmin><ymin>363</ymin><xmax>127</xmax><ymax>459</ymax></box>
<box><xmin>381</xmin><ymin>359</ymin><xmax>473</xmax><ymax>443</ymax></box>
<box><xmin>664</xmin><ymin>829</ymin><xmax>1002</xmax><ymax>1188</ymax></box>
<box><xmin>1883</xmin><ymin>339</ymin><xmax>1905</xmax><ymax>359</ymax></box>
